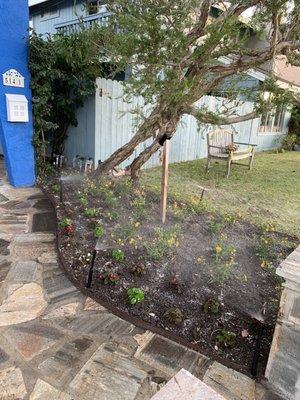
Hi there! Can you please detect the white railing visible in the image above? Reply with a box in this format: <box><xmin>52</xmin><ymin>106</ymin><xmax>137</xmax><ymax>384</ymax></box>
<box><xmin>55</xmin><ymin>12</ymin><xmax>111</xmax><ymax>35</ymax></box>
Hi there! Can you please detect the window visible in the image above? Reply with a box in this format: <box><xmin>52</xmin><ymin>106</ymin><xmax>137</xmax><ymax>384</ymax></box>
<box><xmin>259</xmin><ymin>105</ymin><xmax>286</xmax><ymax>133</ymax></box>
<box><xmin>87</xmin><ymin>1</ymin><xmax>107</xmax><ymax>15</ymax></box>
<box><xmin>87</xmin><ymin>1</ymin><xmax>98</xmax><ymax>15</ymax></box>
<box><xmin>41</xmin><ymin>6</ymin><xmax>59</xmax><ymax>21</ymax></box>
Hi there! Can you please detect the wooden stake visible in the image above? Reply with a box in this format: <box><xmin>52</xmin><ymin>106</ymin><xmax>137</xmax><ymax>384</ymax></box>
<box><xmin>160</xmin><ymin>139</ymin><xmax>170</xmax><ymax>223</ymax></box>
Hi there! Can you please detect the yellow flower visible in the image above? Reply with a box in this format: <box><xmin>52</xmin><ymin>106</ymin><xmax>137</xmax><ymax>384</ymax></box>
<box><xmin>261</xmin><ymin>260</ymin><xmax>268</xmax><ymax>268</ymax></box>
<box><xmin>134</xmin><ymin>221</ymin><xmax>140</xmax><ymax>228</ymax></box>
<box><xmin>214</xmin><ymin>244</ymin><xmax>222</xmax><ymax>254</ymax></box>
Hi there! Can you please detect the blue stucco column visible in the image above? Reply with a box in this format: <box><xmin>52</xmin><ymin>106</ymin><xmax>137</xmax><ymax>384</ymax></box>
<box><xmin>0</xmin><ymin>0</ymin><xmax>36</xmax><ymax>187</ymax></box>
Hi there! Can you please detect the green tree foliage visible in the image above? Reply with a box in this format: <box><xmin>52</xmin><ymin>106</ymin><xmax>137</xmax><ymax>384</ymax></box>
<box><xmin>29</xmin><ymin>29</ymin><xmax>103</xmax><ymax>173</ymax></box>
<box><xmin>288</xmin><ymin>106</ymin><xmax>300</xmax><ymax>142</ymax></box>
<box><xmin>97</xmin><ymin>0</ymin><xmax>300</xmax><ymax>179</ymax></box>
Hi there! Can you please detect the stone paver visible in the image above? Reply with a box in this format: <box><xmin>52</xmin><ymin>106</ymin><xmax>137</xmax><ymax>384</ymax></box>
<box><xmin>69</xmin><ymin>342</ymin><xmax>148</xmax><ymax>400</ymax></box>
<box><xmin>29</xmin><ymin>379</ymin><xmax>71</xmax><ymax>400</ymax></box>
<box><xmin>135</xmin><ymin>334</ymin><xmax>211</xmax><ymax>378</ymax></box>
<box><xmin>0</xmin><ymin>366</ymin><xmax>27</xmax><ymax>400</ymax></box>
<box><xmin>3</xmin><ymin>322</ymin><xmax>64</xmax><ymax>361</ymax></box>
<box><xmin>150</xmin><ymin>369</ymin><xmax>225</xmax><ymax>400</ymax></box>
<box><xmin>0</xmin><ymin>283</ymin><xmax>47</xmax><ymax>327</ymax></box>
<box><xmin>203</xmin><ymin>362</ymin><xmax>256</xmax><ymax>400</ymax></box>
<box><xmin>0</xmin><ymin>167</ymin><xmax>284</xmax><ymax>400</ymax></box>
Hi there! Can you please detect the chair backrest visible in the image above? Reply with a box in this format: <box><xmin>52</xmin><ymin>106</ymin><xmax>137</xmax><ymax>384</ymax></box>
<box><xmin>207</xmin><ymin>129</ymin><xmax>234</xmax><ymax>155</ymax></box>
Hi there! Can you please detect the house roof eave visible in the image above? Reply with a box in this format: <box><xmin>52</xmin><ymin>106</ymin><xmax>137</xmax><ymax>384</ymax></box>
<box><xmin>29</xmin><ymin>0</ymin><xmax>49</xmax><ymax>8</ymax></box>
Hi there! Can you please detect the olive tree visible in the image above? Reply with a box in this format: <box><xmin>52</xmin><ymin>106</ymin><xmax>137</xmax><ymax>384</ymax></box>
<box><xmin>97</xmin><ymin>0</ymin><xmax>300</xmax><ymax>180</ymax></box>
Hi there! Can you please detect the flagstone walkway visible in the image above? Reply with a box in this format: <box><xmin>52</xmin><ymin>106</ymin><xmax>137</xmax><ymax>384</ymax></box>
<box><xmin>0</xmin><ymin>165</ymin><xmax>283</xmax><ymax>400</ymax></box>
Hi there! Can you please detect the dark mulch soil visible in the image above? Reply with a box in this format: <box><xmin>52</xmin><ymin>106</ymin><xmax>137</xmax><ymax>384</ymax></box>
<box><xmin>41</xmin><ymin>170</ymin><xmax>297</xmax><ymax>377</ymax></box>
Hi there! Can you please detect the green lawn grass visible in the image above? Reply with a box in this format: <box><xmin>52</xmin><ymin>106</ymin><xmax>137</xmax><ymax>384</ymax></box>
<box><xmin>142</xmin><ymin>151</ymin><xmax>300</xmax><ymax>238</ymax></box>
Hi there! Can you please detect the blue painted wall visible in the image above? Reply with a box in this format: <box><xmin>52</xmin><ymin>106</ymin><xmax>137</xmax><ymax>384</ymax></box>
<box><xmin>0</xmin><ymin>0</ymin><xmax>35</xmax><ymax>187</ymax></box>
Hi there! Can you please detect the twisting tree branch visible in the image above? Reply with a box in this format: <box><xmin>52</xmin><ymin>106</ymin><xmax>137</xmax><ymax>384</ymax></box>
<box><xmin>186</xmin><ymin>105</ymin><xmax>258</xmax><ymax>125</ymax></box>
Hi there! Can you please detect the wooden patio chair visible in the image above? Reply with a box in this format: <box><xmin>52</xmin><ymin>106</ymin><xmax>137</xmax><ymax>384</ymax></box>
<box><xmin>206</xmin><ymin>129</ymin><xmax>257</xmax><ymax>178</ymax></box>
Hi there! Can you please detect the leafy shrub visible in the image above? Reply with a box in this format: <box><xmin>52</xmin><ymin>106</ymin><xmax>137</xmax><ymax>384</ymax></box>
<box><xmin>127</xmin><ymin>288</ymin><xmax>145</xmax><ymax>305</ymax></box>
<box><xmin>216</xmin><ymin>330</ymin><xmax>236</xmax><ymax>347</ymax></box>
<box><xmin>131</xmin><ymin>263</ymin><xmax>146</xmax><ymax>276</ymax></box>
<box><xmin>164</xmin><ymin>308</ymin><xmax>184</xmax><ymax>325</ymax></box>
<box><xmin>281</xmin><ymin>134</ymin><xmax>297</xmax><ymax>151</ymax></box>
<box><xmin>203</xmin><ymin>298</ymin><xmax>220</xmax><ymax>314</ymax></box>
<box><xmin>84</xmin><ymin>208</ymin><xmax>99</xmax><ymax>218</ymax></box>
<box><xmin>112</xmin><ymin>249</ymin><xmax>125</xmax><ymax>262</ymax></box>
<box><xmin>94</xmin><ymin>224</ymin><xmax>105</xmax><ymax>239</ymax></box>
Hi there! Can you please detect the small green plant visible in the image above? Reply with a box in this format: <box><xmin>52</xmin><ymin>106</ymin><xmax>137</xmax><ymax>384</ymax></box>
<box><xmin>208</xmin><ymin>219</ymin><xmax>225</xmax><ymax>233</ymax></box>
<box><xmin>208</xmin><ymin>214</ymin><xmax>236</xmax><ymax>233</ymax></box>
<box><xmin>169</xmin><ymin>276</ymin><xmax>184</xmax><ymax>294</ymax></box>
<box><xmin>58</xmin><ymin>218</ymin><xmax>72</xmax><ymax>228</ymax></box>
<box><xmin>114</xmin><ymin>178</ymin><xmax>132</xmax><ymax>197</ymax></box>
<box><xmin>84</xmin><ymin>208</ymin><xmax>99</xmax><ymax>218</ymax></box>
<box><xmin>102</xmin><ymin>271</ymin><xmax>119</xmax><ymax>285</ymax></box>
<box><xmin>52</xmin><ymin>184</ymin><xmax>60</xmax><ymax>194</ymax></box>
<box><xmin>131</xmin><ymin>189</ymin><xmax>146</xmax><ymax>220</ymax></box>
<box><xmin>216</xmin><ymin>330</ymin><xmax>236</xmax><ymax>347</ymax></box>
<box><xmin>127</xmin><ymin>287</ymin><xmax>145</xmax><ymax>305</ymax></box>
<box><xmin>222</xmin><ymin>213</ymin><xmax>237</xmax><ymax>225</ymax></box>
<box><xmin>164</xmin><ymin>308</ymin><xmax>184</xmax><ymax>325</ymax></box>
<box><xmin>107</xmin><ymin>210</ymin><xmax>119</xmax><ymax>221</ymax></box>
<box><xmin>210</xmin><ymin>237</ymin><xmax>236</xmax><ymax>284</ymax></box>
<box><xmin>94</xmin><ymin>224</ymin><xmax>105</xmax><ymax>239</ymax></box>
<box><xmin>120</xmin><ymin>223</ymin><xmax>136</xmax><ymax>241</ymax></box>
<box><xmin>112</xmin><ymin>249</ymin><xmax>125</xmax><ymax>262</ymax></box>
<box><xmin>254</xmin><ymin>231</ymin><xmax>275</xmax><ymax>269</ymax></box>
<box><xmin>78</xmin><ymin>195</ymin><xmax>88</xmax><ymax>207</ymax></box>
<box><xmin>131</xmin><ymin>262</ymin><xmax>146</xmax><ymax>276</ymax></box>
<box><xmin>186</xmin><ymin>195</ymin><xmax>207</xmax><ymax>214</ymax></box>
<box><xmin>203</xmin><ymin>298</ymin><xmax>220</xmax><ymax>314</ymax></box>
<box><xmin>146</xmin><ymin>225</ymin><xmax>180</xmax><ymax>260</ymax></box>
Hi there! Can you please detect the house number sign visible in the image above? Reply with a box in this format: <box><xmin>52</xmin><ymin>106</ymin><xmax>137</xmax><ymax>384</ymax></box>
<box><xmin>2</xmin><ymin>69</ymin><xmax>25</xmax><ymax>88</ymax></box>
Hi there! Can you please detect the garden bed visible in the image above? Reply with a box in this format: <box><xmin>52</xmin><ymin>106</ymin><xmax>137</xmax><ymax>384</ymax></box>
<box><xmin>42</xmin><ymin>169</ymin><xmax>297</xmax><ymax>377</ymax></box>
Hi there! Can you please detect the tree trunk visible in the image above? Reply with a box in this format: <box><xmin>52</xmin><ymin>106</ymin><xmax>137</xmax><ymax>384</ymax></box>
<box><xmin>130</xmin><ymin>140</ymin><xmax>161</xmax><ymax>183</ymax></box>
<box><xmin>129</xmin><ymin>117</ymin><xmax>179</xmax><ymax>182</ymax></box>
<box><xmin>97</xmin><ymin>106</ymin><xmax>161</xmax><ymax>173</ymax></box>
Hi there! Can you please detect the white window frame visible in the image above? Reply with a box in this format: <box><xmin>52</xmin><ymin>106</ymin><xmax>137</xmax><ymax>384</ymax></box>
<box><xmin>259</xmin><ymin>105</ymin><xmax>286</xmax><ymax>135</ymax></box>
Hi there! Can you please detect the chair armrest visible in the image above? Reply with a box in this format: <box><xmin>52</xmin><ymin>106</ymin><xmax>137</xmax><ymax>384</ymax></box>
<box><xmin>208</xmin><ymin>145</ymin><xmax>226</xmax><ymax>149</ymax></box>
<box><xmin>234</xmin><ymin>142</ymin><xmax>257</xmax><ymax>146</ymax></box>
